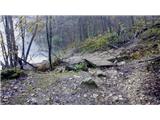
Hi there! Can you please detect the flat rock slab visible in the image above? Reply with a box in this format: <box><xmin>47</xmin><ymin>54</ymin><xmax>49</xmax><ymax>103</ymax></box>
<box><xmin>64</xmin><ymin>51</ymin><xmax>118</xmax><ymax>67</ymax></box>
<box><xmin>64</xmin><ymin>56</ymin><xmax>83</xmax><ymax>65</ymax></box>
<box><xmin>84</xmin><ymin>57</ymin><xmax>115</xmax><ymax>67</ymax></box>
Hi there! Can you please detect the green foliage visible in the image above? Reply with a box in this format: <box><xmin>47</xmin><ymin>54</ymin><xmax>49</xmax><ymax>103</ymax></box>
<box><xmin>79</xmin><ymin>32</ymin><xmax>118</xmax><ymax>53</ymax></box>
<box><xmin>74</xmin><ymin>62</ymin><xmax>88</xmax><ymax>71</ymax></box>
<box><xmin>129</xmin><ymin>41</ymin><xmax>160</xmax><ymax>60</ymax></box>
<box><xmin>140</xmin><ymin>28</ymin><xmax>160</xmax><ymax>41</ymax></box>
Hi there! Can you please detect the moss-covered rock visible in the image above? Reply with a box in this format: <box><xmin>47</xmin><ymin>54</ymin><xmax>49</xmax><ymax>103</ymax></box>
<box><xmin>1</xmin><ymin>69</ymin><xmax>26</xmax><ymax>80</ymax></box>
<box><xmin>65</xmin><ymin>61</ymin><xmax>88</xmax><ymax>72</ymax></box>
<box><xmin>81</xmin><ymin>78</ymin><xmax>98</xmax><ymax>88</ymax></box>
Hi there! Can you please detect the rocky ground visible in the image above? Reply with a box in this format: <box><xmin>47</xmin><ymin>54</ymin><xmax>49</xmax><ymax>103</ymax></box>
<box><xmin>1</xmin><ymin>46</ymin><xmax>160</xmax><ymax>105</ymax></box>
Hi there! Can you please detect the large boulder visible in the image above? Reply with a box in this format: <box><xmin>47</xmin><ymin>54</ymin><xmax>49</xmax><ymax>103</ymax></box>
<box><xmin>34</xmin><ymin>60</ymin><xmax>50</xmax><ymax>72</ymax></box>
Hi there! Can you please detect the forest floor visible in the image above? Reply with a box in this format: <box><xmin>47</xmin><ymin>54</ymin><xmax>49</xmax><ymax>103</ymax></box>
<box><xmin>1</xmin><ymin>42</ymin><xmax>160</xmax><ymax>104</ymax></box>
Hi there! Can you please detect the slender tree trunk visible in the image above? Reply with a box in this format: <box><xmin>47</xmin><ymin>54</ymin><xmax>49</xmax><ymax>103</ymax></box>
<box><xmin>0</xmin><ymin>31</ymin><xmax>8</xmax><ymax>67</ymax></box>
<box><xmin>46</xmin><ymin>16</ymin><xmax>53</xmax><ymax>70</ymax></box>
<box><xmin>131</xmin><ymin>16</ymin><xmax>134</xmax><ymax>26</ymax></box>
<box><xmin>25</xmin><ymin>22</ymin><xmax>38</xmax><ymax>62</ymax></box>
<box><xmin>101</xmin><ymin>16</ymin><xmax>107</xmax><ymax>33</ymax></box>
<box><xmin>19</xmin><ymin>16</ymin><xmax>26</xmax><ymax>60</ymax></box>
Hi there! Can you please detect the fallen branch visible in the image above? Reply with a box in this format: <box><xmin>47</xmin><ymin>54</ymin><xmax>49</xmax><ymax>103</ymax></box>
<box><xmin>18</xmin><ymin>57</ymin><xmax>37</xmax><ymax>69</ymax></box>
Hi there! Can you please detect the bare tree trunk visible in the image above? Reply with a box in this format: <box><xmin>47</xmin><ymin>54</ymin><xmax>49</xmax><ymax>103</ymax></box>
<box><xmin>46</xmin><ymin>16</ymin><xmax>53</xmax><ymax>70</ymax></box>
<box><xmin>101</xmin><ymin>16</ymin><xmax>107</xmax><ymax>33</ymax></box>
<box><xmin>3</xmin><ymin>16</ymin><xmax>18</xmax><ymax>68</ymax></box>
<box><xmin>25</xmin><ymin>21</ymin><xmax>38</xmax><ymax>62</ymax></box>
<box><xmin>131</xmin><ymin>16</ymin><xmax>134</xmax><ymax>26</ymax></box>
<box><xmin>3</xmin><ymin>16</ymin><xmax>14</xmax><ymax>67</ymax></box>
<box><xmin>19</xmin><ymin>16</ymin><xmax>26</xmax><ymax>60</ymax></box>
<box><xmin>0</xmin><ymin>31</ymin><xmax>9</xmax><ymax>67</ymax></box>
<box><xmin>8</xmin><ymin>16</ymin><xmax>18</xmax><ymax>67</ymax></box>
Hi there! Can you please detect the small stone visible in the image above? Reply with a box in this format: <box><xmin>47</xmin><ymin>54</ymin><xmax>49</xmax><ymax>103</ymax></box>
<box><xmin>36</xmin><ymin>88</ymin><xmax>41</xmax><ymax>91</ymax></box>
<box><xmin>73</xmin><ymin>75</ymin><xmax>81</xmax><ymax>78</ymax></box>
<box><xmin>113</xmin><ymin>96</ymin><xmax>119</xmax><ymax>102</ymax></box>
<box><xmin>30</xmin><ymin>97</ymin><xmax>38</xmax><ymax>104</ymax></box>
<box><xmin>119</xmin><ymin>72</ymin><xmax>124</xmax><ymax>76</ymax></box>
<box><xmin>77</xmin><ymin>95</ymin><xmax>80</xmax><ymax>98</ymax></box>
<box><xmin>69</xmin><ymin>78</ymin><xmax>73</xmax><ymax>80</ymax></box>
<box><xmin>109</xmin><ymin>93</ymin><xmax>113</xmax><ymax>97</ymax></box>
<box><xmin>93</xmin><ymin>94</ymin><xmax>98</xmax><ymax>98</ymax></box>
<box><xmin>107</xmin><ymin>70</ymin><xmax>118</xmax><ymax>76</ymax></box>
<box><xmin>118</xmin><ymin>61</ymin><xmax>126</xmax><ymax>66</ymax></box>
<box><xmin>84</xmin><ymin>94</ymin><xmax>87</xmax><ymax>97</ymax></box>
<box><xmin>3</xmin><ymin>98</ymin><xmax>8</xmax><ymax>102</ymax></box>
<box><xmin>55</xmin><ymin>98</ymin><xmax>60</xmax><ymax>103</ymax></box>
<box><xmin>84</xmin><ymin>77</ymin><xmax>92</xmax><ymax>81</ymax></box>
<box><xmin>31</xmin><ymin>93</ymin><xmax>35</xmax><ymax>97</ymax></box>
<box><xmin>3</xmin><ymin>96</ymin><xmax>9</xmax><ymax>99</ymax></box>
<box><xmin>13</xmin><ymin>86</ymin><xmax>18</xmax><ymax>90</ymax></box>
<box><xmin>73</xmin><ymin>84</ymin><xmax>77</xmax><ymax>89</ymax></box>
<box><xmin>118</xmin><ymin>95</ymin><xmax>123</xmax><ymax>100</ymax></box>
<box><xmin>96</xmin><ymin>70</ymin><xmax>106</xmax><ymax>77</ymax></box>
<box><xmin>46</xmin><ymin>97</ymin><xmax>50</xmax><ymax>101</ymax></box>
<box><xmin>88</xmin><ymin>69</ymin><xmax>96</xmax><ymax>75</ymax></box>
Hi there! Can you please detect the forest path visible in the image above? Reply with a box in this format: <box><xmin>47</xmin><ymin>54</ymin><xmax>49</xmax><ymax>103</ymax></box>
<box><xmin>1</xmin><ymin>47</ymin><xmax>160</xmax><ymax>105</ymax></box>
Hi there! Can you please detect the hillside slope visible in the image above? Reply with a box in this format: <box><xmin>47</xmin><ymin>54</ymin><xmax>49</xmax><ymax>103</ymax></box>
<box><xmin>1</xmin><ymin>23</ymin><xmax>160</xmax><ymax>105</ymax></box>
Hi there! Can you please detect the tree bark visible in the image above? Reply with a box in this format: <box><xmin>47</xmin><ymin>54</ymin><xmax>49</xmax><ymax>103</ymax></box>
<box><xmin>8</xmin><ymin>16</ymin><xmax>18</xmax><ymax>67</ymax></box>
<box><xmin>25</xmin><ymin>22</ymin><xmax>38</xmax><ymax>62</ymax></box>
<box><xmin>46</xmin><ymin>16</ymin><xmax>53</xmax><ymax>70</ymax></box>
<box><xmin>0</xmin><ymin>31</ymin><xmax>9</xmax><ymax>67</ymax></box>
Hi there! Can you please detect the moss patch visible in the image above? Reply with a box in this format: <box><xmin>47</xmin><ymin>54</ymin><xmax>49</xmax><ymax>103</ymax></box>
<box><xmin>1</xmin><ymin>69</ymin><xmax>26</xmax><ymax>80</ymax></box>
<box><xmin>78</xmin><ymin>32</ymin><xmax>118</xmax><ymax>53</ymax></box>
<box><xmin>140</xmin><ymin>27</ymin><xmax>160</xmax><ymax>41</ymax></box>
<box><xmin>121</xmin><ymin>39</ymin><xmax>160</xmax><ymax>61</ymax></box>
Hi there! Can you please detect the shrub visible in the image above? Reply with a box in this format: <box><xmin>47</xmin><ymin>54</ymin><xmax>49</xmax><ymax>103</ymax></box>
<box><xmin>74</xmin><ymin>62</ymin><xmax>88</xmax><ymax>71</ymax></box>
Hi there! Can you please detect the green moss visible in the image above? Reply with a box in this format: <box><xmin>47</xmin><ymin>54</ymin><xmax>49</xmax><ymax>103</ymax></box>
<box><xmin>1</xmin><ymin>69</ymin><xmax>25</xmax><ymax>80</ymax></box>
<box><xmin>129</xmin><ymin>42</ymin><xmax>160</xmax><ymax>60</ymax></box>
<box><xmin>140</xmin><ymin>28</ymin><xmax>160</xmax><ymax>41</ymax></box>
<box><xmin>78</xmin><ymin>32</ymin><xmax>118</xmax><ymax>53</ymax></box>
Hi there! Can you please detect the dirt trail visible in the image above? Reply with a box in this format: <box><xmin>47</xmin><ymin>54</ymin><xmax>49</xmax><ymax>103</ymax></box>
<box><xmin>1</xmin><ymin>47</ymin><xmax>160</xmax><ymax>105</ymax></box>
